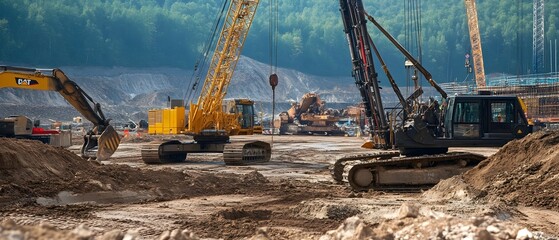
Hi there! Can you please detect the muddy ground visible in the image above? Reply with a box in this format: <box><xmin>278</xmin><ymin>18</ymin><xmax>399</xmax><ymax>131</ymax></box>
<box><xmin>1</xmin><ymin>133</ymin><xmax>559</xmax><ymax>239</ymax></box>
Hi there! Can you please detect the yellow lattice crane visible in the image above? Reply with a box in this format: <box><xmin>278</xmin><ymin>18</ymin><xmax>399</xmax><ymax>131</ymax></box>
<box><xmin>188</xmin><ymin>0</ymin><xmax>259</xmax><ymax>134</ymax></box>
<box><xmin>464</xmin><ymin>0</ymin><xmax>486</xmax><ymax>88</ymax></box>
<box><xmin>142</xmin><ymin>0</ymin><xmax>271</xmax><ymax>165</ymax></box>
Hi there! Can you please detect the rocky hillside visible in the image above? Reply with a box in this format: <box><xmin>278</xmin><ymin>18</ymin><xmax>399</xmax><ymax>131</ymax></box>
<box><xmin>0</xmin><ymin>57</ymin><xmax>369</xmax><ymax>124</ymax></box>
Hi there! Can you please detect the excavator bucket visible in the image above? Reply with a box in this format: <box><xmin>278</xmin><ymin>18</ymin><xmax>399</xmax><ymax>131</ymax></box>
<box><xmin>361</xmin><ymin>135</ymin><xmax>387</xmax><ymax>149</ymax></box>
<box><xmin>81</xmin><ymin>125</ymin><xmax>121</xmax><ymax>161</ymax></box>
<box><xmin>361</xmin><ymin>140</ymin><xmax>375</xmax><ymax>149</ymax></box>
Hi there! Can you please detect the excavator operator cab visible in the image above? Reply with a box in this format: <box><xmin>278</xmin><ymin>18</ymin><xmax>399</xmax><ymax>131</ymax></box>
<box><xmin>396</xmin><ymin>94</ymin><xmax>533</xmax><ymax>156</ymax></box>
<box><xmin>443</xmin><ymin>95</ymin><xmax>532</xmax><ymax>140</ymax></box>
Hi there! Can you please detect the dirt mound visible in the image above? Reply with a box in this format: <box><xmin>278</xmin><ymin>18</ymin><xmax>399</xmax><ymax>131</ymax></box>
<box><xmin>422</xmin><ymin>175</ymin><xmax>485</xmax><ymax>202</ymax></box>
<box><xmin>0</xmin><ymin>138</ymin><xmax>270</xmax><ymax>208</ymax></box>
<box><xmin>460</xmin><ymin>130</ymin><xmax>559</xmax><ymax>209</ymax></box>
<box><xmin>242</xmin><ymin>170</ymin><xmax>270</xmax><ymax>184</ymax></box>
<box><xmin>0</xmin><ymin>137</ymin><xmax>110</xmax><ymax>203</ymax></box>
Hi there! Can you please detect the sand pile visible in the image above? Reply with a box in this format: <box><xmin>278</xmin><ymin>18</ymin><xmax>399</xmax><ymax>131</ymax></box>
<box><xmin>462</xmin><ymin>130</ymin><xmax>559</xmax><ymax>209</ymax></box>
<box><xmin>0</xmin><ymin>137</ymin><xmax>112</xmax><ymax>204</ymax></box>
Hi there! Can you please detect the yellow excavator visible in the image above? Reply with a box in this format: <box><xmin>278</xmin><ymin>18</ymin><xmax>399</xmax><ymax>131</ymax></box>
<box><xmin>141</xmin><ymin>0</ymin><xmax>271</xmax><ymax>165</ymax></box>
<box><xmin>0</xmin><ymin>66</ymin><xmax>121</xmax><ymax>160</ymax></box>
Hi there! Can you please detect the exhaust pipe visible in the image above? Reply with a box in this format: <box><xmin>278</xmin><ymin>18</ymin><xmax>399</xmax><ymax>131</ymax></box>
<box><xmin>81</xmin><ymin>125</ymin><xmax>121</xmax><ymax>161</ymax></box>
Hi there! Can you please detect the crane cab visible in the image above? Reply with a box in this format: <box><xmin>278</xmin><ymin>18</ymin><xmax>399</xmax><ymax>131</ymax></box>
<box><xmin>223</xmin><ymin>98</ymin><xmax>257</xmax><ymax>135</ymax></box>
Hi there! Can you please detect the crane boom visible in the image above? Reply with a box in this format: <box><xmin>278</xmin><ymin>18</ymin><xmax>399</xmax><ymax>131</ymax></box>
<box><xmin>189</xmin><ymin>0</ymin><xmax>260</xmax><ymax>134</ymax></box>
<box><xmin>464</xmin><ymin>0</ymin><xmax>486</xmax><ymax>87</ymax></box>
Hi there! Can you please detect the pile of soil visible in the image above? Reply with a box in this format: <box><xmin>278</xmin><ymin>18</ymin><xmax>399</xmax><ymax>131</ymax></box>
<box><xmin>7</xmin><ymin>133</ymin><xmax>555</xmax><ymax>239</ymax></box>
<box><xmin>0</xmin><ymin>137</ymin><xmax>345</xmax><ymax>239</ymax></box>
<box><xmin>320</xmin><ymin>204</ymin><xmax>535</xmax><ymax>240</ymax></box>
<box><xmin>0</xmin><ymin>137</ymin><xmax>270</xmax><ymax>208</ymax></box>
<box><xmin>461</xmin><ymin>130</ymin><xmax>559</xmax><ymax>209</ymax></box>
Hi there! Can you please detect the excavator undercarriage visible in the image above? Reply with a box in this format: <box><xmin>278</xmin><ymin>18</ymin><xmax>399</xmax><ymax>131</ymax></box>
<box><xmin>331</xmin><ymin>151</ymin><xmax>486</xmax><ymax>191</ymax></box>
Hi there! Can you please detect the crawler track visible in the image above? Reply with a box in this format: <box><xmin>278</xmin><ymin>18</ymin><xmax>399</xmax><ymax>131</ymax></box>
<box><xmin>332</xmin><ymin>152</ymin><xmax>486</xmax><ymax>191</ymax></box>
<box><xmin>141</xmin><ymin>140</ymin><xmax>271</xmax><ymax>165</ymax></box>
<box><xmin>331</xmin><ymin>151</ymin><xmax>400</xmax><ymax>182</ymax></box>
<box><xmin>223</xmin><ymin>141</ymin><xmax>271</xmax><ymax>165</ymax></box>
<box><xmin>140</xmin><ymin>144</ymin><xmax>162</xmax><ymax>164</ymax></box>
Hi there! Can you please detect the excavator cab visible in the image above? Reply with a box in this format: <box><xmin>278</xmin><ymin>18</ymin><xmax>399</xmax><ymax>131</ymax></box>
<box><xmin>81</xmin><ymin>125</ymin><xmax>120</xmax><ymax>161</ymax></box>
<box><xmin>444</xmin><ymin>95</ymin><xmax>532</xmax><ymax>140</ymax></box>
<box><xmin>395</xmin><ymin>94</ymin><xmax>533</xmax><ymax>156</ymax></box>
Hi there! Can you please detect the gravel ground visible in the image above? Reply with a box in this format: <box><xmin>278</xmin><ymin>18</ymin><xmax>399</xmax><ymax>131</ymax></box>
<box><xmin>1</xmin><ymin>134</ymin><xmax>558</xmax><ymax>239</ymax></box>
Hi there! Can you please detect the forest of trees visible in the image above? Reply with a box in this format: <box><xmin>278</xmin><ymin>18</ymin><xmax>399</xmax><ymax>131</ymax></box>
<box><xmin>0</xmin><ymin>0</ymin><xmax>558</xmax><ymax>85</ymax></box>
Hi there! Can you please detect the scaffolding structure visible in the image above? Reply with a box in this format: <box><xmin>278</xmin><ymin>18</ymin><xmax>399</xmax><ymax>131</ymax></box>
<box><xmin>485</xmin><ymin>73</ymin><xmax>559</xmax><ymax>123</ymax></box>
<box><xmin>532</xmin><ymin>0</ymin><xmax>545</xmax><ymax>73</ymax></box>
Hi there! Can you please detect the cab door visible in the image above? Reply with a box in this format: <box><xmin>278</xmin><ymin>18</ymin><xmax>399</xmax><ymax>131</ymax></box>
<box><xmin>486</xmin><ymin>100</ymin><xmax>514</xmax><ymax>135</ymax></box>
<box><xmin>450</xmin><ymin>99</ymin><xmax>482</xmax><ymax>139</ymax></box>
<box><xmin>483</xmin><ymin>98</ymin><xmax>529</xmax><ymax>139</ymax></box>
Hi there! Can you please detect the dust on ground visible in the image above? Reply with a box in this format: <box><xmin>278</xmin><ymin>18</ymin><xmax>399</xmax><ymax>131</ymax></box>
<box><xmin>1</xmin><ymin>133</ymin><xmax>559</xmax><ymax>239</ymax></box>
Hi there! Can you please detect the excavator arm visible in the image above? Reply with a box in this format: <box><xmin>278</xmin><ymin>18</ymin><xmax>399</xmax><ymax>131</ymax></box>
<box><xmin>0</xmin><ymin>66</ymin><xmax>120</xmax><ymax>160</ymax></box>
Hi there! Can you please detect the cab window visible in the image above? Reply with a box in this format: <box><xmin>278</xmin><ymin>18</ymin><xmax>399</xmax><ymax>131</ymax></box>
<box><xmin>454</xmin><ymin>102</ymin><xmax>479</xmax><ymax>123</ymax></box>
<box><xmin>452</xmin><ymin>101</ymin><xmax>480</xmax><ymax>138</ymax></box>
<box><xmin>491</xmin><ymin>102</ymin><xmax>514</xmax><ymax>123</ymax></box>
